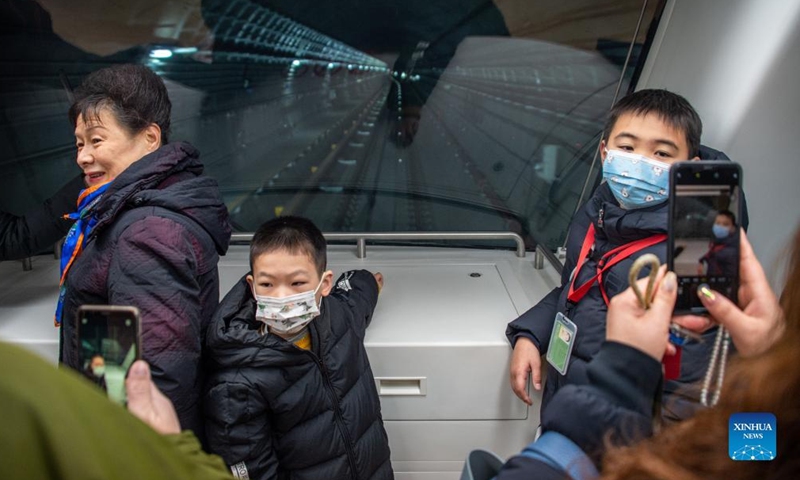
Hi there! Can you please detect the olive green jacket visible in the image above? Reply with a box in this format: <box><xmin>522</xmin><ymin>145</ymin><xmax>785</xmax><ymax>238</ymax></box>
<box><xmin>0</xmin><ymin>342</ymin><xmax>231</xmax><ymax>480</ymax></box>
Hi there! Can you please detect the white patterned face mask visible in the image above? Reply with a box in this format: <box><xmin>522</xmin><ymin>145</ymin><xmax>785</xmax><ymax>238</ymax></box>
<box><xmin>252</xmin><ymin>279</ymin><xmax>324</xmax><ymax>335</ymax></box>
<box><xmin>602</xmin><ymin>149</ymin><xmax>671</xmax><ymax>210</ymax></box>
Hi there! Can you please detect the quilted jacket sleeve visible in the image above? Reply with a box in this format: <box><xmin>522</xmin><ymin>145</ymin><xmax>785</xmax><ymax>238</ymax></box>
<box><xmin>0</xmin><ymin>174</ymin><xmax>83</xmax><ymax>260</ymax></box>
<box><xmin>107</xmin><ymin>215</ymin><xmax>205</xmax><ymax>433</ymax></box>
<box><xmin>205</xmin><ymin>377</ymin><xmax>277</xmax><ymax>480</ymax></box>
<box><xmin>332</xmin><ymin>269</ymin><xmax>380</xmax><ymax>337</ymax></box>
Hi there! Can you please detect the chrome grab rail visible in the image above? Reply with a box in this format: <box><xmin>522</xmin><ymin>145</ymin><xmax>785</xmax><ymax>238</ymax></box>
<box><xmin>231</xmin><ymin>231</ymin><xmax>563</xmax><ymax>272</ymax></box>
<box><xmin>19</xmin><ymin>232</ymin><xmax>563</xmax><ymax>272</ymax></box>
<box><xmin>231</xmin><ymin>231</ymin><xmax>527</xmax><ymax>258</ymax></box>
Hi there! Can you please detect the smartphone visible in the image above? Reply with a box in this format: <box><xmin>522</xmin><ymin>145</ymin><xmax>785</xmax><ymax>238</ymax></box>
<box><xmin>77</xmin><ymin>305</ymin><xmax>141</xmax><ymax>405</ymax></box>
<box><xmin>668</xmin><ymin>161</ymin><xmax>742</xmax><ymax>315</ymax></box>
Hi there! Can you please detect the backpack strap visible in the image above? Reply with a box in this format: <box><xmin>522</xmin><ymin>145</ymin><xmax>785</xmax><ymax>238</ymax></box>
<box><xmin>519</xmin><ymin>431</ymin><xmax>599</xmax><ymax>480</ymax></box>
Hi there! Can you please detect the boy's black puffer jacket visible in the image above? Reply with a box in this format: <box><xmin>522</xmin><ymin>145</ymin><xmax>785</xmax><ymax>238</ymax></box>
<box><xmin>204</xmin><ymin>270</ymin><xmax>393</xmax><ymax>480</ymax></box>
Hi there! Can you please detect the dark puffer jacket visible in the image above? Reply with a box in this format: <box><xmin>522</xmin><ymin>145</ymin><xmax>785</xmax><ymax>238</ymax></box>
<box><xmin>204</xmin><ymin>270</ymin><xmax>393</xmax><ymax>480</ymax></box>
<box><xmin>507</xmin><ymin>149</ymin><xmax>748</xmax><ymax>419</ymax></box>
<box><xmin>700</xmin><ymin>232</ymin><xmax>738</xmax><ymax>277</ymax></box>
<box><xmin>0</xmin><ymin>173</ymin><xmax>83</xmax><ymax>260</ymax></box>
<box><xmin>59</xmin><ymin>142</ymin><xmax>231</xmax><ymax>438</ymax></box>
<box><xmin>496</xmin><ymin>341</ymin><xmax>661</xmax><ymax>479</ymax></box>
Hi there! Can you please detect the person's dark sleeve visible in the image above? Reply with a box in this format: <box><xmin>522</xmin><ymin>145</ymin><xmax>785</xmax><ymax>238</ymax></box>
<box><xmin>0</xmin><ymin>174</ymin><xmax>83</xmax><ymax>260</ymax></box>
<box><xmin>505</xmin><ymin>287</ymin><xmax>562</xmax><ymax>352</ymax></box>
<box><xmin>108</xmin><ymin>216</ymin><xmax>205</xmax><ymax>434</ymax></box>
<box><xmin>541</xmin><ymin>341</ymin><xmax>662</xmax><ymax>466</ymax></box>
<box><xmin>332</xmin><ymin>269</ymin><xmax>380</xmax><ymax>337</ymax></box>
<box><xmin>205</xmin><ymin>377</ymin><xmax>277</xmax><ymax>480</ymax></box>
<box><xmin>495</xmin><ymin>454</ymin><xmax>571</xmax><ymax>480</ymax></box>
<box><xmin>505</xmin><ymin>207</ymin><xmax>588</xmax><ymax>352</ymax></box>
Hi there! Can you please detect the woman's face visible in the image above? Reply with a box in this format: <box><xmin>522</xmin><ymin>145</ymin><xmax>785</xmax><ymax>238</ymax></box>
<box><xmin>74</xmin><ymin>107</ymin><xmax>159</xmax><ymax>186</ymax></box>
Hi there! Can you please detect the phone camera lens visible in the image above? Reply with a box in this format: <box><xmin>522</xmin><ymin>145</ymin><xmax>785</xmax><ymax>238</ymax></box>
<box><xmin>125</xmin><ymin>319</ymin><xmax>131</xmax><ymax>327</ymax></box>
<box><xmin>714</xmin><ymin>172</ymin><xmax>719</xmax><ymax>178</ymax></box>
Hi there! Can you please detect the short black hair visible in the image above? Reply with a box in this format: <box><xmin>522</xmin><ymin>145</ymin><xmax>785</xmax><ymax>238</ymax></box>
<box><xmin>250</xmin><ymin>216</ymin><xmax>326</xmax><ymax>274</ymax></box>
<box><xmin>603</xmin><ymin>89</ymin><xmax>702</xmax><ymax>158</ymax></box>
<box><xmin>716</xmin><ymin>210</ymin><xmax>737</xmax><ymax>226</ymax></box>
<box><xmin>69</xmin><ymin>64</ymin><xmax>171</xmax><ymax>144</ymax></box>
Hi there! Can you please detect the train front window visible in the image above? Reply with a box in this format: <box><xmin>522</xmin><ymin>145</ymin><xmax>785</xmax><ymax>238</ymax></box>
<box><xmin>0</xmin><ymin>0</ymin><xmax>663</xmax><ymax>252</ymax></box>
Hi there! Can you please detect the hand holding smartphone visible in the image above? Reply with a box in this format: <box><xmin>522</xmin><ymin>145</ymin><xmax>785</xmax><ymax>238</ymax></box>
<box><xmin>77</xmin><ymin>305</ymin><xmax>141</xmax><ymax>405</ymax></box>
<box><xmin>668</xmin><ymin>161</ymin><xmax>742</xmax><ymax>315</ymax></box>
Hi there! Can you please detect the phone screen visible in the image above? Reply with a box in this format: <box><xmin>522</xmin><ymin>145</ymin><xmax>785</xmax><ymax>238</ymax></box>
<box><xmin>77</xmin><ymin>306</ymin><xmax>141</xmax><ymax>405</ymax></box>
<box><xmin>670</xmin><ymin>162</ymin><xmax>741</xmax><ymax>314</ymax></box>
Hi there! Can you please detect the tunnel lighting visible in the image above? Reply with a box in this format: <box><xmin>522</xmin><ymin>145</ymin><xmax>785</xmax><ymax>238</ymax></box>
<box><xmin>292</xmin><ymin>59</ymin><xmax>301</xmax><ymax>67</ymax></box>
<box><xmin>149</xmin><ymin>49</ymin><xmax>173</xmax><ymax>59</ymax></box>
<box><xmin>173</xmin><ymin>47</ymin><xmax>198</xmax><ymax>54</ymax></box>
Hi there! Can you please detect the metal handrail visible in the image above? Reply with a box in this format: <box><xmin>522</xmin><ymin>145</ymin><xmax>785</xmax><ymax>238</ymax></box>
<box><xmin>19</xmin><ymin>232</ymin><xmax>563</xmax><ymax>272</ymax></box>
<box><xmin>231</xmin><ymin>231</ymin><xmax>566</xmax><ymax>272</ymax></box>
<box><xmin>231</xmin><ymin>231</ymin><xmax>528</xmax><ymax>258</ymax></box>
<box><xmin>17</xmin><ymin>232</ymin><xmax>562</xmax><ymax>272</ymax></box>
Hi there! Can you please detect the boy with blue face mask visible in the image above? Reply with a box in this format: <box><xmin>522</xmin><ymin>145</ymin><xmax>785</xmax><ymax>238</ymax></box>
<box><xmin>507</xmin><ymin>89</ymin><xmax>741</xmax><ymax>424</ymax></box>
<box><xmin>204</xmin><ymin>216</ymin><xmax>392</xmax><ymax>480</ymax></box>
<box><xmin>698</xmin><ymin>210</ymin><xmax>738</xmax><ymax>277</ymax></box>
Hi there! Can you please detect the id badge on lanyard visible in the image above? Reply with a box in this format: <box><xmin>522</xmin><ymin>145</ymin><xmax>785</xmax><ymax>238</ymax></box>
<box><xmin>546</xmin><ymin>313</ymin><xmax>577</xmax><ymax>376</ymax></box>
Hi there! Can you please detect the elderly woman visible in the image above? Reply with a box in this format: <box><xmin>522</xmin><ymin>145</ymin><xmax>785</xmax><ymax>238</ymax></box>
<box><xmin>57</xmin><ymin>64</ymin><xmax>231</xmax><ymax>438</ymax></box>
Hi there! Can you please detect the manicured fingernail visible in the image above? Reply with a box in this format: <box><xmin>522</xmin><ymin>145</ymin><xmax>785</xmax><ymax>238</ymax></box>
<box><xmin>663</xmin><ymin>272</ymin><xmax>677</xmax><ymax>293</ymax></box>
<box><xmin>698</xmin><ymin>284</ymin><xmax>716</xmax><ymax>301</ymax></box>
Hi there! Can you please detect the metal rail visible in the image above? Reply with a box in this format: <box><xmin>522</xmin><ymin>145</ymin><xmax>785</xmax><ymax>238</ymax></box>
<box><xmin>231</xmin><ymin>231</ymin><xmax>528</xmax><ymax>258</ymax></box>
<box><xmin>21</xmin><ymin>232</ymin><xmax>563</xmax><ymax>273</ymax></box>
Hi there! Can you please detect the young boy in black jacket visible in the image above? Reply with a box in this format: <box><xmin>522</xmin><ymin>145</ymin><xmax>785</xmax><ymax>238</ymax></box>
<box><xmin>204</xmin><ymin>216</ymin><xmax>392</xmax><ymax>480</ymax></box>
<box><xmin>506</xmin><ymin>89</ymin><xmax>742</xmax><ymax>422</ymax></box>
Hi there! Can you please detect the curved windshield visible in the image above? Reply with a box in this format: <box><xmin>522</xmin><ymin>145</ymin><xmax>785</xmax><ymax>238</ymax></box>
<box><xmin>0</xmin><ymin>0</ymin><xmax>662</xmax><ymax>251</ymax></box>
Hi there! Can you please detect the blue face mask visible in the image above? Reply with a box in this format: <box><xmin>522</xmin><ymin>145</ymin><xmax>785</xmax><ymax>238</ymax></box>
<box><xmin>712</xmin><ymin>224</ymin><xmax>731</xmax><ymax>239</ymax></box>
<box><xmin>602</xmin><ymin>149</ymin><xmax>671</xmax><ymax>210</ymax></box>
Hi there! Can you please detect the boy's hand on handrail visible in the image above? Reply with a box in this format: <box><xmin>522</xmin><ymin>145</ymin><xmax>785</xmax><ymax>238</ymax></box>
<box><xmin>673</xmin><ymin>231</ymin><xmax>784</xmax><ymax>357</ymax></box>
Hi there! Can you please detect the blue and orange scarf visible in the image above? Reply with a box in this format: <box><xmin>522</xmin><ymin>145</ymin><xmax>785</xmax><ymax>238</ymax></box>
<box><xmin>54</xmin><ymin>181</ymin><xmax>112</xmax><ymax>326</ymax></box>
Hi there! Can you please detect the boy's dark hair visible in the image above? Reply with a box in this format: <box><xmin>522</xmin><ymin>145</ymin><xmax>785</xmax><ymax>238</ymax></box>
<box><xmin>250</xmin><ymin>216</ymin><xmax>327</xmax><ymax>274</ymax></box>
<box><xmin>68</xmin><ymin>64</ymin><xmax>171</xmax><ymax>144</ymax></box>
<box><xmin>716</xmin><ymin>210</ymin><xmax>737</xmax><ymax>226</ymax></box>
<box><xmin>603</xmin><ymin>89</ymin><xmax>702</xmax><ymax>158</ymax></box>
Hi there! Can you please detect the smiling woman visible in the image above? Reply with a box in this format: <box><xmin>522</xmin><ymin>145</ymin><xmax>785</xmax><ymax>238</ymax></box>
<box><xmin>69</xmin><ymin>64</ymin><xmax>171</xmax><ymax>186</ymax></box>
<box><xmin>56</xmin><ymin>64</ymin><xmax>232</xmax><ymax>441</ymax></box>
<box><xmin>73</xmin><ymin>110</ymin><xmax>160</xmax><ymax>186</ymax></box>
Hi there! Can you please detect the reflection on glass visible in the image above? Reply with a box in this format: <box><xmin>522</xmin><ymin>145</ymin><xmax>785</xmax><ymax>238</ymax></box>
<box><xmin>0</xmin><ymin>0</ymin><xmax>662</xmax><ymax>252</ymax></box>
